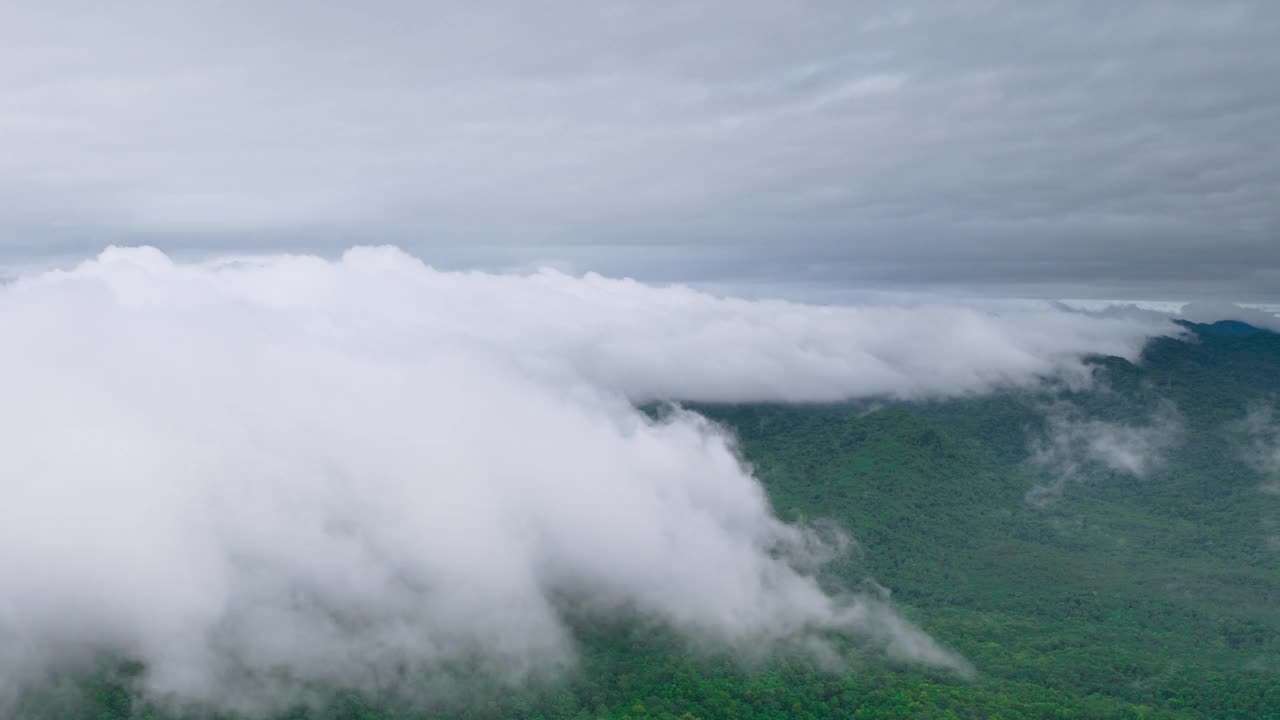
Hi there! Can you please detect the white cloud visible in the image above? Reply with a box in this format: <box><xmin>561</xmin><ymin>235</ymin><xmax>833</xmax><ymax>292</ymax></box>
<box><xmin>0</xmin><ymin>246</ymin><xmax>1181</xmax><ymax>706</ymax></box>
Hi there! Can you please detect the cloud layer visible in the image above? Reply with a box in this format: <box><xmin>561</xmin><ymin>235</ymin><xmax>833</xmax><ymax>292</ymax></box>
<box><xmin>1</xmin><ymin>1</ymin><xmax>1278</xmax><ymax>298</ymax></box>
<box><xmin>0</xmin><ymin>247</ymin><xmax>1180</xmax><ymax>706</ymax></box>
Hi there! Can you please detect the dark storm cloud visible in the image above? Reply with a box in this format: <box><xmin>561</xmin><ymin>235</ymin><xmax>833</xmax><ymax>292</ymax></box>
<box><xmin>1</xmin><ymin>1</ymin><xmax>1277</xmax><ymax>298</ymax></box>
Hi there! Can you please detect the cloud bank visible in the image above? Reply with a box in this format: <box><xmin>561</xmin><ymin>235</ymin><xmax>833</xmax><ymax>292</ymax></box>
<box><xmin>0</xmin><ymin>247</ymin><xmax>1179</xmax><ymax>706</ymax></box>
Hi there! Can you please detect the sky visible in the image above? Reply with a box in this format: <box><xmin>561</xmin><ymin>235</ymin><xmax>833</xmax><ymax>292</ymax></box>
<box><xmin>2</xmin><ymin>1</ymin><xmax>1278</xmax><ymax>301</ymax></box>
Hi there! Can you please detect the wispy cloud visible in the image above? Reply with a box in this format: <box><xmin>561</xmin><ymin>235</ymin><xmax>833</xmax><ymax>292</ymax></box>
<box><xmin>1026</xmin><ymin>401</ymin><xmax>1184</xmax><ymax>507</ymax></box>
<box><xmin>1234</xmin><ymin>403</ymin><xmax>1280</xmax><ymax>553</ymax></box>
<box><xmin>1238</xmin><ymin>402</ymin><xmax>1280</xmax><ymax>495</ymax></box>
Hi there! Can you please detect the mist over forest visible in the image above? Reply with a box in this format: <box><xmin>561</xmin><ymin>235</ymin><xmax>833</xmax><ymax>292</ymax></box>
<box><xmin>2</xmin><ymin>249</ymin><xmax>1278</xmax><ymax>718</ymax></box>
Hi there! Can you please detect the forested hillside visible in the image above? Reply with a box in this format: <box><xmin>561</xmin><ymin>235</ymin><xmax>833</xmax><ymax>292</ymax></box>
<box><xmin>19</xmin><ymin>324</ymin><xmax>1280</xmax><ymax>719</ymax></box>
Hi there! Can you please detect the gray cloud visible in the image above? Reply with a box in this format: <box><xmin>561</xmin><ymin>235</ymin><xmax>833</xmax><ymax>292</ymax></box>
<box><xmin>1</xmin><ymin>1</ymin><xmax>1277</xmax><ymax>298</ymax></box>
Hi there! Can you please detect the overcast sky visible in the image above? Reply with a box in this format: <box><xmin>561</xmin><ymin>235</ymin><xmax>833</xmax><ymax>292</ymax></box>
<box><xmin>2</xmin><ymin>1</ymin><xmax>1278</xmax><ymax>300</ymax></box>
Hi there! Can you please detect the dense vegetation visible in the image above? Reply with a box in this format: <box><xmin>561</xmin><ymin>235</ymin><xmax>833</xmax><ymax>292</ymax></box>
<box><xmin>17</xmin><ymin>323</ymin><xmax>1280</xmax><ymax>719</ymax></box>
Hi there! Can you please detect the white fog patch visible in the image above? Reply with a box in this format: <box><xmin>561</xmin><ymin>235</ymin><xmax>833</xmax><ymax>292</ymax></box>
<box><xmin>1237</xmin><ymin>404</ymin><xmax>1280</xmax><ymax>552</ymax></box>
<box><xmin>0</xmin><ymin>246</ymin><xmax>1179</xmax><ymax>705</ymax></box>
<box><xmin>1239</xmin><ymin>403</ymin><xmax>1280</xmax><ymax>494</ymax></box>
<box><xmin>1026</xmin><ymin>401</ymin><xmax>1184</xmax><ymax>507</ymax></box>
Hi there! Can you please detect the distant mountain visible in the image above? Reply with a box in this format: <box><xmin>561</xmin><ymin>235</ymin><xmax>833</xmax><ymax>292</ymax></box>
<box><xmin>1176</xmin><ymin>318</ymin><xmax>1277</xmax><ymax>337</ymax></box>
<box><xmin>695</xmin><ymin>327</ymin><xmax>1280</xmax><ymax>719</ymax></box>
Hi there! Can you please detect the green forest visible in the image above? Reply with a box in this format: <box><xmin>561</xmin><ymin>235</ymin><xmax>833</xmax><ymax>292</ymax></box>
<box><xmin>19</xmin><ymin>322</ymin><xmax>1280</xmax><ymax>719</ymax></box>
